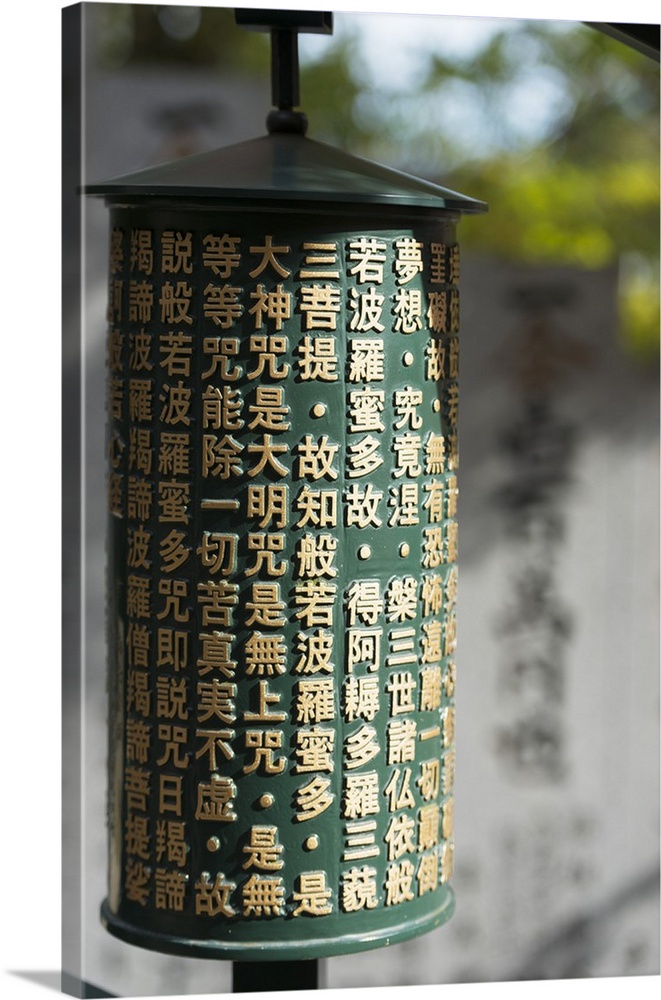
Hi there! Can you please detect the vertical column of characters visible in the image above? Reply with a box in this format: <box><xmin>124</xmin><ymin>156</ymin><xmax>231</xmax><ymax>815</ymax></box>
<box><xmin>235</xmin><ymin>235</ymin><xmax>293</xmax><ymax>921</ymax></box>
<box><xmin>418</xmin><ymin>238</ymin><xmax>460</xmax><ymax>894</ymax></box>
<box><xmin>193</xmin><ymin>229</ymin><xmax>244</xmax><ymax>922</ymax></box>
<box><xmin>149</xmin><ymin>229</ymin><xmax>195</xmax><ymax>918</ymax></box>
<box><xmin>379</xmin><ymin>236</ymin><xmax>426</xmax><ymax>910</ymax></box>
<box><xmin>106</xmin><ymin>225</ymin><xmax>127</xmax><ymax>912</ymax></box>
<box><xmin>280</xmin><ymin>238</ymin><xmax>344</xmax><ymax>922</ymax></box>
<box><xmin>339</xmin><ymin>237</ymin><xmax>389</xmax><ymax>916</ymax></box>
<box><xmin>118</xmin><ymin>224</ymin><xmax>157</xmax><ymax>910</ymax></box>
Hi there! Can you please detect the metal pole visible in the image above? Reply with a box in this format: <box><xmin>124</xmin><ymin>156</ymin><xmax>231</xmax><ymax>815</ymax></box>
<box><xmin>232</xmin><ymin>960</ymin><xmax>319</xmax><ymax>993</ymax></box>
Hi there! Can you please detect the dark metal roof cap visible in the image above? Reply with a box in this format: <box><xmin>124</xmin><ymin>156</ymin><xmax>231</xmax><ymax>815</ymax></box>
<box><xmin>86</xmin><ymin>131</ymin><xmax>487</xmax><ymax>213</ymax></box>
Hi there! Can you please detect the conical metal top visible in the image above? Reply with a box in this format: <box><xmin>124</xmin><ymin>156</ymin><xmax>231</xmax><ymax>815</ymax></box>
<box><xmin>85</xmin><ymin>130</ymin><xmax>486</xmax><ymax>212</ymax></box>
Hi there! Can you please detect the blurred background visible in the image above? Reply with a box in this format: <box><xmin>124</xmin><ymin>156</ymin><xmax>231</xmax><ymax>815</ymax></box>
<box><xmin>62</xmin><ymin>3</ymin><xmax>659</xmax><ymax>996</ymax></box>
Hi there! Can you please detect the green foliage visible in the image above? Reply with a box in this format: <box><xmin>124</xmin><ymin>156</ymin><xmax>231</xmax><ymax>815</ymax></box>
<box><xmin>304</xmin><ymin>17</ymin><xmax>660</xmax><ymax>362</ymax></box>
<box><xmin>438</xmin><ymin>24</ymin><xmax>660</xmax><ymax>361</ymax></box>
<box><xmin>95</xmin><ymin>4</ymin><xmax>268</xmax><ymax>72</ymax></box>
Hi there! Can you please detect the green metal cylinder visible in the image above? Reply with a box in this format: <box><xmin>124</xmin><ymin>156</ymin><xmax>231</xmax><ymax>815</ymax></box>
<box><xmin>92</xmin><ymin>130</ymin><xmax>484</xmax><ymax>961</ymax></box>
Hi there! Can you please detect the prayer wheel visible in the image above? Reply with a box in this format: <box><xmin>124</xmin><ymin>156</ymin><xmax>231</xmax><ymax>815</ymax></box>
<box><xmin>88</xmin><ymin>8</ymin><xmax>486</xmax><ymax>962</ymax></box>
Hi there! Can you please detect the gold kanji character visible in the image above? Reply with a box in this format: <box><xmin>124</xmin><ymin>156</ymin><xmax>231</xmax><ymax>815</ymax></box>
<box><xmin>387</xmin><ymin>718</ymin><xmax>417</xmax><ymax>765</ymax></box>
<box><xmin>249</xmin><ymin>235</ymin><xmax>291</xmax><ymax>278</ymax></box>
<box><xmin>385</xmin><ymin>576</ymin><xmax>418</xmax><ymax>622</ymax></box>
<box><xmin>155</xmin><ymin>819</ymin><xmax>186</xmax><ymax>868</ymax></box>
<box><xmin>294</xmin><ymin>776</ymin><xmax>334</xmax><ymax>822</ymax></box>
<box><xmin>344</xmin><ymin>483</ymin><xmax>383</xmax><ymax>529</ymax></box>
<box><xmin>156</xmin><ymin>577</ymin><xmax>189</xmax><ymax>622</ymax></box>
<box><xmin>384</xmin><ymin>812</ymin><xmax>416</xmax><ymax>861</ymax></box>
<box><xmin>346</xmin><ymin>628</ymin><xmax>381</xmax><ymax>672</ymax></box>
<box><xmin>242</xmin><ymin>874</ymin><xmax>285</xmax><ymax>917</ymax></box>
<box><xmin>393</xmin><ymin>432</ymin><xmax>422</xmax><ymax>478</ymax></box>
<box><xmin>418</xmin><ymin>803</ymin><xmax>440</xmax><ymax>851</ymax></box>
<box><xmin>294</xmin><ymin>486</ymin><xmax>338</xmax><ymax>528</ymax></box>
<box><xmin>243</xmin><ymin>730</ymin><xmax>286</xmax><ymax>775</ymax></box>
<box><xmin>346</xmin><ymin>580</ymin><xmax>382</xmax><ymax>626</ymax></box>
<box><xmin>196</xmin><ymin>679</ymin><xmax>236</xmax><ymax>725</ymax></box>
<box><xmin>128</xmin><ymin>427</ymin><xmax>152</xmax><ymax>476</ymax></box>
<box><xmin>417</xmin><ymin>759</ymin><xmax>440</xmax><ymax>802</ymax></box>
<box><xmin>393</xmin><ymin>288</ymin><xmax>423</xmax><ymax>333</ymax></box>
<box><xmin>296</xmin><ymin>434</ymin><xmax>339</xmax><ymax>480</ymax></box>
<box><xmin>249</xmin><ymin>283</ymin><xmax>291</xmax><ymax>331</ymax></box>
<box><xmin>384</xmin><ymin>860</ymin><xmax>415</xmax><ymax>906</ymax></box>
<box><xmin>342</xmin><ymin>675</ymin><xmax>380</xmax><ymax>723</ymax></box>
<box><xmin>294</xmin><ymin>534</ymin><xmax>337</xmax><ymax>579</ymax></box>
<box><xmin>154</xmin><ymin>868</ymin><xmax>188</xmax><ymax>911</ymax></box>
<box><xmin>348</xmin><ymin>287</ymin><xmax>385</xmax><ymax>333</ymax></box>
<box><xmin>161</xmin><ymin>230</ymin><xmax>193</xmax><ymax>273</ymax></box>
<box><xmin>294</xmin><ymin>630</ymin><xmax>334</xmax><ymax>674</ymax></box>
<box><xmin>197</xmin><ymin>532</ymin><xmax>237</xmax><ymax>577</ymax></box>
<box><xmin>293</xmin><ymin>580</ymin><xmax>337</xmax><ymax>628</ymax></box>
<box><xmin>125</xmin><ymin>861</ymin><xmax>150</xmax><ymax>905</ymax></box>
<box><xmin>202</xmin><ymin>233</ymin><xmax>241</xmax><ymax>277</ymax></box>
<box><xmin>299</xmin><ymin>284</ymin><xmax>341</xmax><ymax>330</ymax></box>
<box><xmin>342</xmin><ymin>771</ymin><xmax>380</xmax><ymax>819</ymax></box>
<box><xmin>155</xmin><ymin>724</ymin><xmax>189</xmax><ymax>769</ymax></box>
<box><xmin>203</xmin><ymin>283</ymin><xmax>243</xmax><ymax>328</ymax></box>
<box><xmin>129</xmin><ymin>228</ymin><xmax>152</xmax><ymax>274</ymax></box>
<box><xmin>419</xmin><ymin>665</ymin><xmax>442</xmax><ymax>709</ymax></box>
<box><xmin>347</xmin><ymin>238</ymin><xmax>386</xmax><ymax>283</ymax></box>
<box><xmin>384</xmin><ymin>767</ymin><xmax>415</xmax><ymax>813</ymax></box>
<box><xmin>201</xmin><ymin>335</ymin><xmax>242</xmax><ymax>381</ymax></box>
<box><xmin>195</xmin><ymin>775</ymin><xmax>237</xmax><ymax>822</ymax></box>
<box><xmin>158</xmin><ymin>774</ymin><xmax>183</xmax><ymax>816</ymax></box>
<box><xmin>159</xmin><ymin>330</ymin><xmax>193</xmax><ymax>377</ymax></box>
<box><xmin>440</xmin><ymin>840</ymin><xmax>454</xmax><ymax>883</ymax></box>
<box><xmin>426</xmin><ymin>340</ymin><xmax>446</xmax><ymax>381</ymax></box>
<box><xmin>347</xmin><ymin>434</ymin><xmax>383</xmax><ymax>479</ymax></box>
<box><xmin>344</xmin><ymin>724</ymin><xmax>379</xmax><ymax>771</ymax></box>
<box><xmin>126</xmin><ymin>622</ymin><xmax>150</xmax><ymax>668</ymax></box>
<box><xmin>246</xmin><ymin>334</ymin><xmax>289</xmax><ymax>380</ymax></box>
<box><xmin>295</xmin><ymin>727</ymin><xmax>335</xmax><ymax>773</ymax></box>
<box><xmin>195</xmin><ymin>872</ymin><xmax>236</xmax><ymax>917</ymax></box>
<box><xmin>244</xmin><ymin>632</ymin><xmax>287</xmax><ymax>676</ymax></box>
<box><xmin>243</xmin><ymin>679</ymin><xmax>286</xmax><ymax>723</ymax></box>
<box><xmin>125</xmin><ymin>719</ymin><xmax>151</xmax><ymax>765</ymax></box>
<box><xmin>417</xmin><ymin>851</ymin><xmax>439</xmax><ymax>895</ymax></box>
<box><xmin>291</xmin><ymin>872</ymin><xmax>333</xmax><ymax>916</ymax></box>
<box><xmin>347</xmin><ymin>338</ymin><xmax>384</xmax><ymax>383</ymax></box>
<box><xmin>341</xmin><ymin>866</ymin><xmax>378</xmax><ymax>912</ymax></box>
<box><xmin>245</xmin><ymin>583</ymin><xmax>286</xmax><ymax>628</ymax></box>
<box><xmin>295</xmin><ymin>678</ymin><xmax>335</xmax><ymax>724</ymax></box>
<box><xmin>128</xmin><ymin>281</ymin><xmax>153</xmax><ymax>324</ymax></box>
<box><xmin>165</xmin><ymin>628</ymin><xmax>202</xmax><ymax>678</ymax></box>
<box><xmin>297</xmin><ymin>336</ymin><xmax>339</xmax><ymax>381</ymax></box>
<box><xmin>160</xmin><ymin>281</ymin><xmax>193</xmax><ymax>325</ymax></box>
<box><xmin>124</xmin><ymin>814</ymin><xmax>150</xmax><ymax>859</ymax></box>
<box><xmin>386</xmin><ymin>671</ymin><xmax>417</xmax><ymax>715</ymax></box>
<box><xmin>394</xmin><ymin>386</ymin><xmax>423</xmax><ymax>429</ymax></box>
<box><xmin>195</xmin><ymin>728</ymin><xmax>235</xmax><ymax>770</ymax></box>
<box><xmin>197</xmin><ymin>580</ymin><xmax>238</xmax><ymax>628</ymax></box>
<box><xmin>242</xmin><ymin>826</ymin><xmax>284</xmax><ymax>871</ymax></box>
<box><xmin>197</xmin><ymin>631</ymin><xmax>237</xmax><ymax>678</ymax></box>
<box><xmin>245</xmin><ymin>533</ymin><xmax>286</xmax><ymax>578</ymax></box>
<box><xmin>247</xmin><ymin>434</ymin><xmax>289</xmax><ymax>478</ymax></box>
<box><xmin>299</xmin><ymin>241</ymin><xmax>339</xmax><ymax>280</ymax></box>
<box><xmin>124</xmin><ymin>766</ymin><xmax>150</xmax><ymax>812</ymax></box>
<box><xmin>394</xmin><ymin>237</ymin><xmax>423</xmax><ymax>284</ymax></box>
